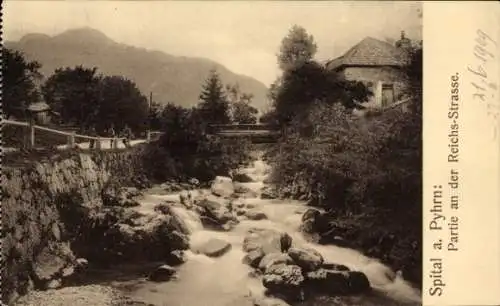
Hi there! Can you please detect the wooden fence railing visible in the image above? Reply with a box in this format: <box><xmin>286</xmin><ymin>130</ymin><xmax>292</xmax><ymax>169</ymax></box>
<box><xmin>208</xmin><ymin>123</ymin><xmax>279</xmax><ymax>132</ymax></box>
<box><xmin>2</xmin><ymin>119</ymin><xmax>163</xmax><ymax>151</ymax></box>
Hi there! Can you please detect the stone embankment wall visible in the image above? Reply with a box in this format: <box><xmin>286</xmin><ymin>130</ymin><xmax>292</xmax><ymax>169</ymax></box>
<box><xmin>2</xmin><ymin>149</ymin><xmax>146</xmax><ymax>304</ymax></box>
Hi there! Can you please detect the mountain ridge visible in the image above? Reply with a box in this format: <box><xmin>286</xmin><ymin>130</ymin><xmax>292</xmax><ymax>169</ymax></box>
<box><xmin>6</xmin><ymin>27</ymin><xmax>270</xmax><ymax>111</ymax></box>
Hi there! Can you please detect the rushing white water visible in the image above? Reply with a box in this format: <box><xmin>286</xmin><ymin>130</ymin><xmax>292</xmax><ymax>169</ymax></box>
<box><xmin>112</xmin><ymin>154</ymin><xmax>422</xmax><ymax>306</ymax></box>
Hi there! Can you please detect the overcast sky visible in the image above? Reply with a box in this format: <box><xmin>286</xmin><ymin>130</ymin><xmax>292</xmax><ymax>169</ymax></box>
<box><xmin>4</xmin><ymin>1</ymin><xmax>422</xmax><ymax>86</ymax></box>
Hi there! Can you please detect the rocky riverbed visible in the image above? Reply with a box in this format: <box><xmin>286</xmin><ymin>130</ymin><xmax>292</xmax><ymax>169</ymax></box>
<box><xmin>15</xmin><ymin>154</ymin><xmax>422</xmax><ymax>306</ymax></box>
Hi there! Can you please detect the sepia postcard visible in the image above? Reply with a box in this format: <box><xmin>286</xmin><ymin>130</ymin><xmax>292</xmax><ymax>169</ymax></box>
<box><xmin>1</xmin><ymin>1</ymin><xmax>499</xmax><ymax>306</ymax></box>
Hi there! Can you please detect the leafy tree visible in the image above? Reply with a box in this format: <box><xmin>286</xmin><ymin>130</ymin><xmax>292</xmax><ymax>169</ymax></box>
<box><xmin>43</xmin><ymin>68</ymin><xmax>148</xmax><ymax>135</ymax></box>
<box><xmin>225</xmin><ymin>84</ymin><xmax>258</xmax><ymax>124</ymax></box>
<box><xmin>267</xmin><ymin>76</ymin><xmax>283</xmax><ymax>106</ymax></box>
<box><xmin>96</xmin><ymin>76</ymin><xmax>149</xmax><ymax>135</ymax></box>
<box><xmin>225</xmin><ymin>84</ymin><xmax>240</xmax><ymax>106</ymax></box>
<box><xmin>272</xmin><ymin>61</ymin><xmax>371</xmax><ymax>126</ymax></box>
<box><xmin>278</xmin><ymin>25</ymin><xmax>318</xmax><ymax>71</ymax></box>
<box><xmin>271</xmin><ymin>25</ymin><xmax>371</xmax><ymax>127</ymax></box>
<box><xmin>42</xmin><ymin>66</ymin><xmax>101</xmax><ymax>131</ymax></box>
<box><xmin>159</xmin><ymin>103</ymin><xmax>203</xmax><ymax>148</ymax></box>
<box><xmin>146</xmin><ymin>103</ymin><xmax>250</xmax><ymax>182</ymax></box>
<box><xmin>232</xmin><ymin>97</ymin><xmax>258</xmax><ymax>124</ymax></box>
<box><xmin>3</xmin><ymin>49</ymin><xmax>42</xmax><ymax>119</ymax></box>
<box><xmin>198</xmin><ymin>69</ymin><xmax>230</xmax><ymax>124</ymax></box>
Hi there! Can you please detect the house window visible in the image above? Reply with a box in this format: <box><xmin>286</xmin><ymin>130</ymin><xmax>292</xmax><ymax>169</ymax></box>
<box><xmin>366</xmin><ymin>81</ymin><xmax>374</xmax><ymax>92</ymax></box>
<box><xmin>381</xmin><ymin>83</ymin><xmax>395</xmax><ymax>107</ymax></box>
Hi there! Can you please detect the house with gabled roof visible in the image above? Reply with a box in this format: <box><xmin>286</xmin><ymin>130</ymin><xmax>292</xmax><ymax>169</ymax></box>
<box><xmin>326</xmin><ymin>31</ymin><xmax>412</xmax><ymax>112</ymax></box>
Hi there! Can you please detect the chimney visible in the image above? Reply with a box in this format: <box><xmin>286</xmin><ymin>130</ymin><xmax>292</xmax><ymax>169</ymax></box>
<box><xmin>395</xmin><ymin>31</ymin><xmax>412</xmax><ymax>50</ymax></box>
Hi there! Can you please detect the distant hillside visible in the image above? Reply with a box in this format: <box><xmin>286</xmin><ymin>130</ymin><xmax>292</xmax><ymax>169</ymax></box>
<box><xmin>6</xmin><ymin>27</ymin><xmax>270</xmax><ymax>111</ymax></box>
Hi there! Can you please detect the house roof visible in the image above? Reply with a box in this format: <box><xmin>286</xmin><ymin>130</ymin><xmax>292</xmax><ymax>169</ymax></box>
<box><xmin>326</xmin><ymin>37</ymin><xmax>408</xmax><ymax>70</ymax></box>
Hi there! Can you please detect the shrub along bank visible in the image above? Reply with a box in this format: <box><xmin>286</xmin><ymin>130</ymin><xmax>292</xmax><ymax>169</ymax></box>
<box><xmin>267</xmin><ymin>101</ymin><xmax>422</xmax><ymax>288</ymax></box>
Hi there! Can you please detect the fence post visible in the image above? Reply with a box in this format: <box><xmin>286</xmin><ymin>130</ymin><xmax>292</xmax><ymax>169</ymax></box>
<box><xmin>29</xmin><ymin>120</ymin><xmax>35</xmax><ymax>149</ymax></box>
<box><xmin>113</xmin><ymin>138</ymin><xmax>119</xmax><ymax>149</ymax></box>
<box><xmin>68</xmin><ymin>132</ymin><xmax>75</xmax><ymax>149</ymax></box>
<box><xmin>96</xmin><ymin>137</ymin><xmax>101</xmax><ymax>150</ymax></box>
<box><xmin>146</xmin><ymin>131</ymin><xmax>151</xmax><ymax>143</ymax></box>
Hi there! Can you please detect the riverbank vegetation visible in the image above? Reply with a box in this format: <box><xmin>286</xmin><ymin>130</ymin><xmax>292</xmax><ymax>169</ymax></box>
<box><xmin>263</xmin><ymin>25</ymin><xmax>423</xmax><ymax>287</ymax></box>
<box><xmin>140</xmin><ymin>69</ymin><xmax>253</xmax><ymax>184</ymax></box>
<box><xmin>4</xmin><ymin>49</ymin><xmax>254</xmax><ymax>183</ymax></box>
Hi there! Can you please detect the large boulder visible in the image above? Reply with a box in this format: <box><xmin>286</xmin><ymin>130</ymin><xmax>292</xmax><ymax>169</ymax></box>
<box><xmin>300</xmin><ymin>209</ymin><xmax>348</xmax><ymax>245</ymax></box>
<box><xmin>232</xmin><ymin>173</ymin><xmax>254</xmax><ymax>183</ymax></box>
<box><xmin>245</xmin><ymin>209</ymin><xmax>268</xmax><ymax>221</ymax></box>
<box><xmin>304</xmin><ymin>269</ymin><xmax>370</xmax><ymax>295</ymax></box>
<box><xmin>166</xmin><ymin>250</ymin><xmax>187</xmax><ymax>266</ymax></box>
<box><xmin>131</xmin><ymin>173</ymin><xmax>151</xmax><ymax>189</ymax></box>
<box><xmin>165</xmin><ymin>230</ymin><xmax>190</xmax><ymax>251</ymax></box>
<box><xmin>243</xmin><ymin>228</ymin><xmax>292</xmax><ymax>255</ymax></box>
<box><xmin>188</xmin><ymin>177</ymin><xmax>200</xmax><ymax>186</ymax></box>
<box><xmin>299</xmin><ymin>208</ymin><xmax>322</xmax><ymax>234</ymax></box>
<box><xmin>347</xmin><ymin>271</ymin><xmax>371</xmax><ymax>293</ymax></box>
<box><xmin>235</xmin><ymin>209</ymin><xmax>247</xmax><ymax>217</ymax></box>
<box><xmin>304</xmin><ymin>269</ymin><xmax>350</xmax><ymax>294</ymax></box>
<box><xmin>301</xmin><ymin>208</ymin><xmax>322</xmax><ymax>223</ymax></box>
<box><xmin>153</xmin><ymin>203</ymin><xmax>192</xmax><ymax>235</ymax></box>
<box><xmin>287</xmin><ymin>247</ymin><xmax>324</xmax><ymax>272</ymax></box>
<box><xmin>262</xmin><ymin>264</ymin><xmax>305</xmax><ymax>301</ymax></box>
<box><xmin>153</xmin><ymin>202</ymin><xmax>175</xmax><ymax>215</ymax></box>
<box><xmin>258</xmin><ymin>253</ymin><xmax>294</xmax><ymax>272</ymax></box>
<box><xmin>149</xmin><ymin>264</ymin><xmax>176</xmax><ymax>282</ymax></box>
<box><xmin>196</xmin><ymin>198</ymin><xmax>237</xmax><ymax>226</ymax></box>
<box><xmin>192</xmin><ymin>238</ymin><xmax>232</xmax><ymax>257</ymax></box>
<box><xmin>105</xmin><ymin>214</ymin><xmax>190</xmax><ymax>261</ymax></box>
<box><xmin>211</xmin><ymin>176</ymin><xmax>234</xmax><ymax>197</ymax></box>
<box><xmin>75</xmin><ymin>258</ymin><xmax>89</xmax><ymax>272</ymax></box>
<box><xmin>32</xmin><ymin>241</ymin><xmax>76</xmax><ymax>286</ymax></box>
<box><xmin>233</xmin><ymin>183</ymin><xmax>259</xmax><ymax>198</ymax></box>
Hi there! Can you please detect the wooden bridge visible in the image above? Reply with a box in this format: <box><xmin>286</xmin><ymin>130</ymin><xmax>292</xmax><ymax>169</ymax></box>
<box><xmin>207</xmin><ymin>124</ymin><xmax>281</xmax><ymax>143</ymax></box>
